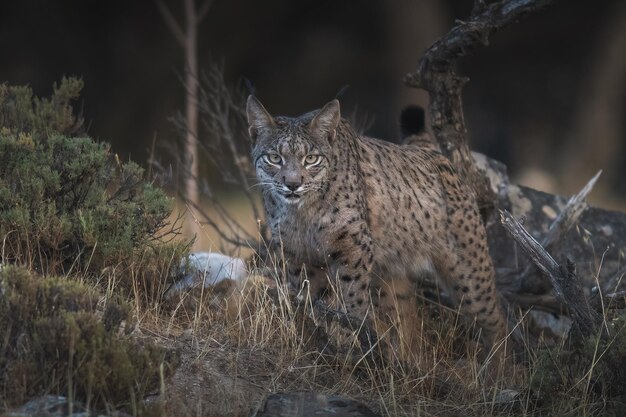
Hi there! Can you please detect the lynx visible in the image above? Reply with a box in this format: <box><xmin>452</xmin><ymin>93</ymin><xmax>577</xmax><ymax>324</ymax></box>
<box><xmin>247</xmin><ymin>96</ymin><xmax>508</xmax><ymax>355</ymax></box>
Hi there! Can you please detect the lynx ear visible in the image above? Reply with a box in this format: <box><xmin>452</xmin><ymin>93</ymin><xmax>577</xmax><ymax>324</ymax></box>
<box><xmin>246</xmin><ymin>95</ymin><xmax>274</xmax><ymax>142</ymax></box>
<box><xmin>310</xmin><ymin>99</ymin><xmax>340</xmax><ymax>140</ymax></box>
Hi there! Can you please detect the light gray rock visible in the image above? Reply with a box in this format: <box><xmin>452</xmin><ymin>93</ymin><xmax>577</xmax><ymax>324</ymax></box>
<box><xmin>165</xmin><ymin>252</ymin><xmax>248</xmax><ymax>298</ymax></box>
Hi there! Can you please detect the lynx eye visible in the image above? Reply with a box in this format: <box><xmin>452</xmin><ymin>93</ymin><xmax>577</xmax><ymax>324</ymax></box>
<box><xmin>303</xmin><ymin>154</ymin><xmax>322</xmax><ymax>166</ymax></box>
<box><xmin>264</xmin><ymin>153</ymin><xmax>282</xmax><ymax>165</ymax></box>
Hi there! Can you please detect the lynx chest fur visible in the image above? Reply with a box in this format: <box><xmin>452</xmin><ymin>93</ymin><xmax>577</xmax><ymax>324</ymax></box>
<box><xmin>247</xmin><ymin>96</ymin><xmax>507</xmax><ymax>350</ymax></box>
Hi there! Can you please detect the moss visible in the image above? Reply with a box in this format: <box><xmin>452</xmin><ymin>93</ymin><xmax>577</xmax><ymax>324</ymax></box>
<box><xmin>0</xmin><ymin>266</ymin><xmax>177</xmax><ymax>413</ymax></box>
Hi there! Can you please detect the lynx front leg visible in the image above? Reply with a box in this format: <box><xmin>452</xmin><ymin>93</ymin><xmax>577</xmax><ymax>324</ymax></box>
<box><xmin>326</xmin><ymin>225</ymin><xmax>374</xmax><ymax>320</ymax></box>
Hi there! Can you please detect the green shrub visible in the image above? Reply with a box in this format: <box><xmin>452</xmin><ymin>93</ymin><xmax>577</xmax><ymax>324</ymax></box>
<box><xmin>0</xmin><ymin>79</ymin><xmax>185</xmax><ymax>414</ymax></box>
<box><xmin>0</xmin><ymin>76</ymin><xmax>83</xmax><ymax>139</ymax></box>
<box><xmin>0</xmin><ymin>266</ymin><xmax>178</xmax><ymax>411</ymax></box>
<box><xmin>0</xmin><ymin>79</ymin><xmax>185</xmax><ymax>293</ymax></box>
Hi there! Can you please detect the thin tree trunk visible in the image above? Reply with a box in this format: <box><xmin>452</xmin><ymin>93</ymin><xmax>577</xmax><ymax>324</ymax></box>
<box><xmin>157</xmin><ymin>0</ymin><xmax>216</xmax><ymax>246</ymax></box>
<box><xmin>184</xmin><ymin>0</ymin><xmax>200</xmax><ymax>244</ymax></box>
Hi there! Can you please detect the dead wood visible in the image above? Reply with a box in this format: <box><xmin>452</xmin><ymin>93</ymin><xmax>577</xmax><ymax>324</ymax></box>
<box><xmin>518</xmin><ymin>171</ymin><xmax>602</xmax><ymax>293</ymax></box>
<box><xmin>405</xmin><ymin>0</ymin><xmax>555</xmax><ymax>211</ymax></box>
<box><xmin>542</xmin><ymin>171</ymin><xmax>602</xmax><ymax>249</ymax></box>
<box><xmin>400</xmin><ymin>0</ymin><xmax>621</xmax><ymax>341</ymax></box>
<box><xmin>499</xmin><ymin>209</ymin><xmax>603</xmax><ymax>338</ymax></box>
<box><xmin>476</xmin><ymin>158</ymin><xmax>626</xmax><ymax>341</ymax></box>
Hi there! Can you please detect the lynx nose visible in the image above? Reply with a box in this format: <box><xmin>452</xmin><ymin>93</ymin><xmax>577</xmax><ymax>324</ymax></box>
<box><xmin>283</xmin><ymin>175</ymin><xmax>302</xmax><ymax>192</ymax></box>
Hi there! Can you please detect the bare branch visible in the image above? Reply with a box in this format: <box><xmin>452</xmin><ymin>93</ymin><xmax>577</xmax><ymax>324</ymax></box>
<box><xmin>150</xmin><ymin>209</ymin><xmax>186</xmax><ymax>243</ymax></box>
<box><xmin>197</xmin><ymin>0</ymin><xmax>216</xmax><ymax>23</ymax></box>
<box><xmin>542</xmin><ymin>170</ymin><xmax>602</xmax><ymax>250</ymax></box>
<box><xmin>405</xmin><ymin>0</ymin><xmax>555</xmax><ymax>210</ymax></box>
<box><xmin>518</xmin><ymin>171</ymin><xmax>601</xmax><ymax>293</ymax></box>
<box><xmin>195</xmin><ymin>64</ymin><xmax>267</xmax><ymax>237</ymax></box>
<box><xmin>406</xmin><ymin>0</ymin><xmax>555</xmax><ymax>87</ymax></box>
<box><xmin>186</xmin><ymin>196</ymin><xmax>256</xmax><ymax>249</ymax></box>
<box><xmin>155</xmin><ymin>0</ymin><xmax>186</xmax><ymax>47</ymax></box>
<box><xmin>152</xmin><ymin>56</ymin><xmax>266</xmax><ymax>284</ymax></box>
<box><xmin>499</xmin><ymin>209</ymin><xmax>602</xmax><ymax>338</ymax></box>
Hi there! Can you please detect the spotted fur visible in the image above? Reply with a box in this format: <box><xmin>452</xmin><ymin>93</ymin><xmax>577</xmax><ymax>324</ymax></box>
<box><xmin>247</xmin><ymin>96</ymin><xmax>508</xmax><ymax>352</ymax></box>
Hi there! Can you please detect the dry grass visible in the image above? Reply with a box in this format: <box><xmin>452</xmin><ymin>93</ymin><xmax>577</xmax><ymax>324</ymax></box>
<box><xmin>142</xmin><ymin>198</ymin><xmax>624</xmax><ymax>417</ymax></box>
<box><xmin>158</xmin><ymin>261</ymin><xmax>626</xmax><ymax>416</ymax></box>
<box><xmin>3</xmin><ymin>198</ymin><xmax>626</xmax><ymax>417</ymax></box>
<box><xmin>160</xmin><ymin>267</ymin><xmax>520</xmax><ymax>417</ymax></box>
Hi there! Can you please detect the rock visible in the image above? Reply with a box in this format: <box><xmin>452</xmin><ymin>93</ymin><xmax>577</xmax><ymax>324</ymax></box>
<box><xmin>492</xmin><ymin>388</ymin><xmax>522</xmax><ymax>414</ymax></box>
<box><xmin>472</xmin><ymin>153</ymin><xmax>626</xmax><ymax>339</ymax></box>
<box><xmin>1</xmin><ymin>395</ymin><xmax>131</xmax><ymax>417</ymax></box>
<box><xmin>165</xmin><ymin>252</ymin><xmax>248</xmax><ymax>298</ymax></box>
<box><xmin>256</xmin><ymin>392</ymin><xmax>380</xmax><ymax>417</ymax></box>
<box><xmin>493</xmin><ymin>388</ymin><xmax>520</xmax><ymax>404</ymax></box>
<box><xmin>488</xmin><ymin>184</ymin><xmax>626</xmax><ymax>293</ymax></box>
<box><xmin>475</xmin><ymin>152</ymin><xmax>626</xmax><ymax>295</ymax></box>
<box><xmin>528</xmin><ymin>310</ymin><xmax>573</xmax><ymax>339</ymax></box>
<box><xmin>179</xmin><ymin>327</ymin><xmax>194</xmax><ymax>341</ymax></box>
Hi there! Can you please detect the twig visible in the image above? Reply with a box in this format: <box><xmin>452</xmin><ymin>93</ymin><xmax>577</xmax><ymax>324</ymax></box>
<box><xmin>186</xmin><ymin>196</ymin><xmax>256</xmax><ymax>249</ymax></box>
<box><xmin>197</xmin><ymin>66</ymin><xmax>264</xmax><ymax>229</ymax></box>
<box><xmin>499</xmin><ymin>209</ymin><xmax>602</xmax><ymax>338</ymax></box>
<box><xmin>197</xmin><ymin>0</ymin><xmax>216</xmax><ymax>23</ymax></box>
<box><xmin>155</xmin><ymin>0</ymin><xmax>185</xmax><ymax>47</ymax></box>
<box><xmin>150</xmin><ymin>210</ymin><xmax>185</xmax><ymax>243</ymax></box>
<box><xmin>154</xmin><ymin>63</ymin><xmax>267</xmax><ymax>254</ymax></box>
<box><xmin>542</xmin><ymin>170</ymin><xmax>601</xmax><ymax>249</ymax></box>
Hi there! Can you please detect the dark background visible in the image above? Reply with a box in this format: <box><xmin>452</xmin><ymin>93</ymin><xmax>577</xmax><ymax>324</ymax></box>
<box><xmin>1</xmin><ymin>0</ymin><xmax>624</xmax><ymax>207</ymax></box>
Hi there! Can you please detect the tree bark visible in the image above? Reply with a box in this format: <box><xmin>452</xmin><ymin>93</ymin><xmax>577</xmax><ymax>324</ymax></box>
<box><xmin>184</xmin><ymin>0</ymin><xmax>200</xmax><ymax>243</ymax></box>
<box><xmin>157</xmin><ymin>0</ymin><xmax>215</xmax><ymax>246</ymax></box>
<box><xmin>404</xmin><ymin>0</ymin><xmax>555</xmax><ymax>211</ymax></box>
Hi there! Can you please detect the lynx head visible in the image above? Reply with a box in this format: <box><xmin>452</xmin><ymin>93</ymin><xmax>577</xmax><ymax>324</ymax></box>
<box><xmin>247</xmin><ymin>96</ymin><xmax>340</xmax><ymax>206</ymax></box>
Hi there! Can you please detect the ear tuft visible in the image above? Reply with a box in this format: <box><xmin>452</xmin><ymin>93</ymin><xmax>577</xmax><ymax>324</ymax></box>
<box><xmin>310</xmin><ymin>99</ymin><xmax>341</xmax><ymax>140</ymax></box>
<box><xmin>246</xmin><ymin>95</ymin><xmax>274</xmax><ymax>142</ymax></box>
